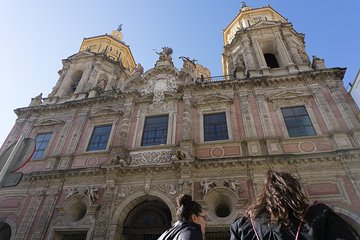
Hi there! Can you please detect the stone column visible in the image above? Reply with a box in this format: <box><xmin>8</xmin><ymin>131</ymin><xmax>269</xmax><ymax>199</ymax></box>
<box><xmin>182</xmin><ymin>93</ymin><xmax>193</xmax><ymax>140</ymax></box>
<box><xmin>256</xmin><ymin>94</ymin><xmax>276</xmax><ymax>137</ymax></box>
<box><xmin>118</xmin><ymin>98</ymin><xmax>134</xmax><ymax>146</ymax></box>
<box><xmin>54</xmin><ymin>67</ymin><xmax>75</xmax><ymax>97</ymax></box>
<box><xmin>92</xmin><ymin>178</ymin><xmax>116</xmax><ymax>240</ymax></box>
<box><xmin>275</xmin><ymin>35</ymin><xmax>293</xmax><ymax>66</ymax></box>
<box><xmin>75</xmin><ymin>63</ymin><xmax>94</xmax><ymax>93</ymax></box>
<box><xmin>239</xmin><ymin>91</ymin><xmax>256</xmax><ymax>138</ymax></box>
<box><xmin>252</xmin><ymin>39</ymin><xmax>267</xmax><ymax>69</ymax></box>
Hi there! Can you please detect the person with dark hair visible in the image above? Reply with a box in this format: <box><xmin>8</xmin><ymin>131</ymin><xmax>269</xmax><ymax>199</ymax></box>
<box><xmin>230</xmin><ymin>170</ymin><xmax>359</xmax><ymax>240</ymax></box>
<box><xmin>158</xmin><ymin>194</ymin><xmax>206</xmax><ymax>240</ymax></box>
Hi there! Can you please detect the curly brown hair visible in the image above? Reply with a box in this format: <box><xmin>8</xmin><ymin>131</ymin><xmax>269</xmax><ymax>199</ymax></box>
<box><xmin>248</xmin><ymin>170</ymin><xmax>308</xmax><ymax>227</ymax></box>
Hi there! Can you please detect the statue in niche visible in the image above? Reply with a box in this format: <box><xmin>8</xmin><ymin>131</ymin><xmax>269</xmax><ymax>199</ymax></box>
<box><xmin>131</xmin><ymin>63</ymin><xmax>144</xmax><ymax>76</ymax></box>
<box><xmin>234</xmin><ymin>54</ymin><xmax>246</xmax><ymax>76</ymax></box>
<box><xmin>200</xmin><ymin>179</ymin><xmax>216</xmax><ymax>195</ymax></box>
<box><xmin>242</xmin><ymin>37</ymin><xmax>256</xmax><ymax>69</ymax></box>
<box><xmin>179</xmin><ymin>56</ymin><xmax>197</xmax><ymax>70</ymax></box>
<box><xmin>156</xmin><ymin>46</ymin><xmax>173</xmax><ymax>61</ymax></box>
<box><xmin>29</xmin><ymin>93</ymin><xmax>43</xmax><ymax>106</ymax></box>
<box><xmin>95</xmin><ymin>79</ymin><xmax>107</xmax><ymax>94</ymax></box>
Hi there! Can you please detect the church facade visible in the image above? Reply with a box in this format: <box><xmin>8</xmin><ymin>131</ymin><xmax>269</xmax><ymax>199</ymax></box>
<box><xmin>0</xmin><ymin>4</ymin><xmax>359</xmax><ymax>240</ymax></box>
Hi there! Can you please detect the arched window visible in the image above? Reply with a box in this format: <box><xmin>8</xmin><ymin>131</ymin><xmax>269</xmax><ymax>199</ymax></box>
<box><xmin>70</xmin><ymin>71</ymin><xmax>83</xmax><ymax>93</ymax></box>
<box><xmin>264</xmin><ymin>53</ymin><xmax>279</xmax><ymax>68</ymax></box>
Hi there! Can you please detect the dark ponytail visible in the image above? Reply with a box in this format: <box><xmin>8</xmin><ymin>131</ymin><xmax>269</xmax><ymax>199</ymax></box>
<box><xmin>176</xmin><ymin>194</ymin><xmax>202</xmax><ymax>221</ymax></box>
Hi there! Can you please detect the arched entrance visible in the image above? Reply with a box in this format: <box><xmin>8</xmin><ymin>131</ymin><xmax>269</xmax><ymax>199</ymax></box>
<box><xmin>122</xmin><ymin>199</ymin><xmax>172</xmax><ymax>240</ymax></box>
<box><xmin>0</xmin><ymin>222</ymin><xmax>11</xmax><ymax>240</ymax></box>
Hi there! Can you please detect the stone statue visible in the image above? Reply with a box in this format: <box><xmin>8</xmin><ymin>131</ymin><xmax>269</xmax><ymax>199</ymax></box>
<box><xmin>156</xmin><ymin>47</ymin><xmax>173</xmax><ymax>61</ymax></box>
<box><xmin>200</xmin><ymin>179</ymin><xmax>216</xmax><ymax>195</ymax></box>
<box><xmin>131</xmin><ymin>63</ymin><xmax>144</xmax><ymax>76</ymax></box>
<box><xmin>234</xmin><ymin>54</ymin><xmax>246</xmax><ymax>76</ymax></box>
<box><xmin>312</xmin><ymin>55</ymin><xmax>325</xmax><ymax>69</ymax></box>
<box><xmin>225</xmin><ymin>179</ymin><xmax>241</xmax><ymax>193</ymax></box>
<box><xmin>179</xmin><ymin>56</ymin><xmax>197</xmax><ymax>70</ymax></box>
<box><xmin>117</xmin><ymin>24</ymin><xmax>123</xmax><ymax>32</ymax></box>
<box><xmin>87</xmin><ymin>186</ymin><xmax>99</xmax><ymax>202</ymax></box>
<box><xmin>66</xmin><ymin>187</ymin><xmax>79</xmax><ymax>199</ymax></box>
<box><xmin>29</xmin><ymin>93</ymin><xmax>43</xmax><ymax>106</ymax></box>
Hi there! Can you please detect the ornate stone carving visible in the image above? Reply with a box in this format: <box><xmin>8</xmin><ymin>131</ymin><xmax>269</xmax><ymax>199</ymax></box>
<box><xmin>156</xmin><ymin>46</ymin><xmax>173</xmax><ymax>62</ymax></box>
<box><xmin>131</xmin><ymin>63</ymin><xmax>144</xmax><ymax>76</ymax></box>
<box><xmin>86</xmin><ymin>186</ymin><xmax>99</xmax><ymax>202</ymax></box>
<box><xmin>224</xmin><ymin>179</ymin><xmax>242</xmax><ymax>193</ymax></box>
<box><xmin>140</xmin><ymin>73</ymin><xmax>177</xmax><ymax>103</ymax></box>
<box><xmin>178</xmin><ymin>179</ymin><xmax>192</xmax><ymax>195</ymax></box>
<box><xmin>65</xmin><ymin>187</ymin><xmax>79</xmax><ymax>199</ymax></box>
<box><xmin>200</xmin><ymin>179</ymin><xmax>216</xmax><ymax>195</ymax></box>
<box><xmin>129</xmin><ymin>150</ymin><xmax>173</xmax><ymax>166</ymax></box>
<box><xmin>29</xmin><ymin>93</ymin><xmax>43</xmax><ymax>106</ymax></box>
<box><xmin>311</xmin><ymin>55</ymin><xmax>325</xmax><ymax>69</ymax></box>
<box><xmin>179</xmin><ymin>56</ymin><xmax>197</xmax><ymax>71</ymax></box>
<box><xmin>109</xmin><ymin>146</ymin><xmax>131</xmax><ymax>167</ymax></box>
<box><xmin>65</xmin><ymin>186</ymin><xmax>99</xmax><ymax>203</ymax></box>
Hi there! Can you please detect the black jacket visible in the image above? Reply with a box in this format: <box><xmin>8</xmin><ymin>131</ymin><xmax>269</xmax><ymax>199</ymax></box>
<box><xmin>230</xmin><ymin>203</ymin><xmax>359</xmax><ymax>240</ymax></box>
<box><xmin>157</xmin><ymin>220</ymin><xmax>203</xmax><ymax>240</ymax></box>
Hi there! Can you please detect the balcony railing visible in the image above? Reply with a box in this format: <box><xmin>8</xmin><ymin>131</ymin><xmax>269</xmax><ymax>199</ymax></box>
<box><xmin>195</xmin><ymin>74</ymin><xmax>236</xmax><ymax>84</ymax></box>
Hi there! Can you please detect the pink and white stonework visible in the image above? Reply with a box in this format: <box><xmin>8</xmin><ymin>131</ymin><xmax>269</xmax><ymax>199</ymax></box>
<box><xmin>0</xmin><ymin>4</ymin><xmax>359</xmax><ymax>240</ymax></box>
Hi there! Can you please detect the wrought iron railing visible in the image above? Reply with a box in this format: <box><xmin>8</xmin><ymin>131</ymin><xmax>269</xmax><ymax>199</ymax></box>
<box><xmin>195</xmin><ymin>74</ymin><xmax>236</xmax><ymax>84</ymax></box>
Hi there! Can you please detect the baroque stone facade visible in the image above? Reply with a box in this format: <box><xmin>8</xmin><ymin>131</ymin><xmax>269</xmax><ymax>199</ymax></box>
<box><xmin>0</xmin><ymin>4</ymin><xmax>360</xmax><ymax>240</ymax></box>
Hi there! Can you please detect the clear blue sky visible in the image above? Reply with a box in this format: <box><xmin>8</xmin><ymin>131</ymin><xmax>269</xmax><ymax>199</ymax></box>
<box><xmin>0</xmin><ymin>0</ymin><xmax>359</xmax><ymax>146</ymax></box>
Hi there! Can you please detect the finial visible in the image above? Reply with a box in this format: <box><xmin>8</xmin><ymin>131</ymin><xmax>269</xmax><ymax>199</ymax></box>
<box><xmin>241</xmin><ymin>2</ymin><xmax>247</xmax><ymax>8</ymax></box>
<box><xmin>117</xmin><ymin>24</ymin><xmax>123</xmax><ymax>32</ymax></box>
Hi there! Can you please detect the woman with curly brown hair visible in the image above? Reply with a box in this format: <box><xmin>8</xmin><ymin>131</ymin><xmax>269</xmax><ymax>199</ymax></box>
<box><xmin>158</xmin><ymin>194</ymin><xmax>206</xmax><ymax>240</ymax></box>
<box><xmin>230</xmin><ymin>170</ymin><xmax>359</xmax><ymax>240</ymax></box>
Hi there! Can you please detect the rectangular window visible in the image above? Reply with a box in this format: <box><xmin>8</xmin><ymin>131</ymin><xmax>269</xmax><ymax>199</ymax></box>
<box><xmin>87</xmin><ymin>125</ymin><xmax>112</xmax><ymax>151</ymax></box>
<box><xmin>203</xmin><ymin>112</ymin><xmax>229</xmax><ymax>142</ymax></box>
<box><xmin>141</xmin><ymin>115</ymin><xmax>169</xmax><ymax>146</ymax></box>
<box><xmin>281</xmin><ymin>106</ymin><xmax>316</xmax><ymax>137</ymax></box>
<box><xmin>33</xmin><ymin>132</ymin><xmax>53</xmax><ymax>160</ymax></box>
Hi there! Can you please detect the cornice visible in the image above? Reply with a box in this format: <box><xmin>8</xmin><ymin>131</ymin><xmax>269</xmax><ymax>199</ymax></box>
<box><xmin>185</xmin><ymin>68</ymin><xmax>346</xmax><ymax>92</ymax></box>
<box><xmin>14</xmin><ymin>91</ymin><xmax>130</xmax><ymax>116</ymax></box>
<box><xmin>18</xmin><ymin>148</ymin><xmax>360</xmax><ymax>183</ymax></box>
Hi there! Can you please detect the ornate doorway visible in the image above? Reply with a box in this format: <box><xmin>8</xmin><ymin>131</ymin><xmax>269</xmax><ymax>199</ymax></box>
<box><xmin>123</xmin><ymin>199</ymin><xmax>171</xmax><ymax>240</ymax></box>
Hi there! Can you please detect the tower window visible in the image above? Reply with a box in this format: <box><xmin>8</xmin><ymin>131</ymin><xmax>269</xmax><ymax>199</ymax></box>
<box><xmin>203</xmin><ymin>112</ymin><xmax>229</xmax><ymax>142</ymax></box>
<box><xmin>70</xmin><ymin>71</ymin><xmax>83</xmax><ymax>93</ymax></box>
<box><xmin>87</xmin><ymin>125</ymin><xmax>112</xmax><ymax>151</ymax></box>
<box><xmin>264</xmin><ymin>53</ymin><xmax>279</xmax><ymax>68</ymax></box>
<box><xmin>281</xmin><ymin>106</ymin><xmax>316</xmax><ymax>137</ymax></box>
<box><xmin>141</xmin><ymin>115</ymin><xmax>169</xmax><ymax>146</ymax></box>
<box><xmin>33</xmin><ymin>132</ymin><xmax>53</xmax><ymax>160</ymax></box>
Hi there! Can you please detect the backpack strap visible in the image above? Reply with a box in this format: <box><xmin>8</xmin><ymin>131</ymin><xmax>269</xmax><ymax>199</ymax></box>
<box><xmin>250</xmin><ymin>217</ymin><xmax>261</xmax><ymax>240</ymax></box>
<box><xmin>295</xmin><ymin>202</ymin><xmax>317</xmax><ymax>240</ymax></box>
<box><xmin>249</xmin><ymin>216</ymin><xmax>261</xmax><ymax>240</ymax></box>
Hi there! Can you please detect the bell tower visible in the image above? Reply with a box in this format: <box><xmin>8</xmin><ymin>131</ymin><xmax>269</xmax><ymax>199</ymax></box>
<box><xmin>46</xmin><ymin>26</ymin><xmax>136</xmax><ymax>102</ymax></box>
<box><xmin>222</xmin><ymin>3</ymin><xmax>311</xmax><ymax>78</ymax></box>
